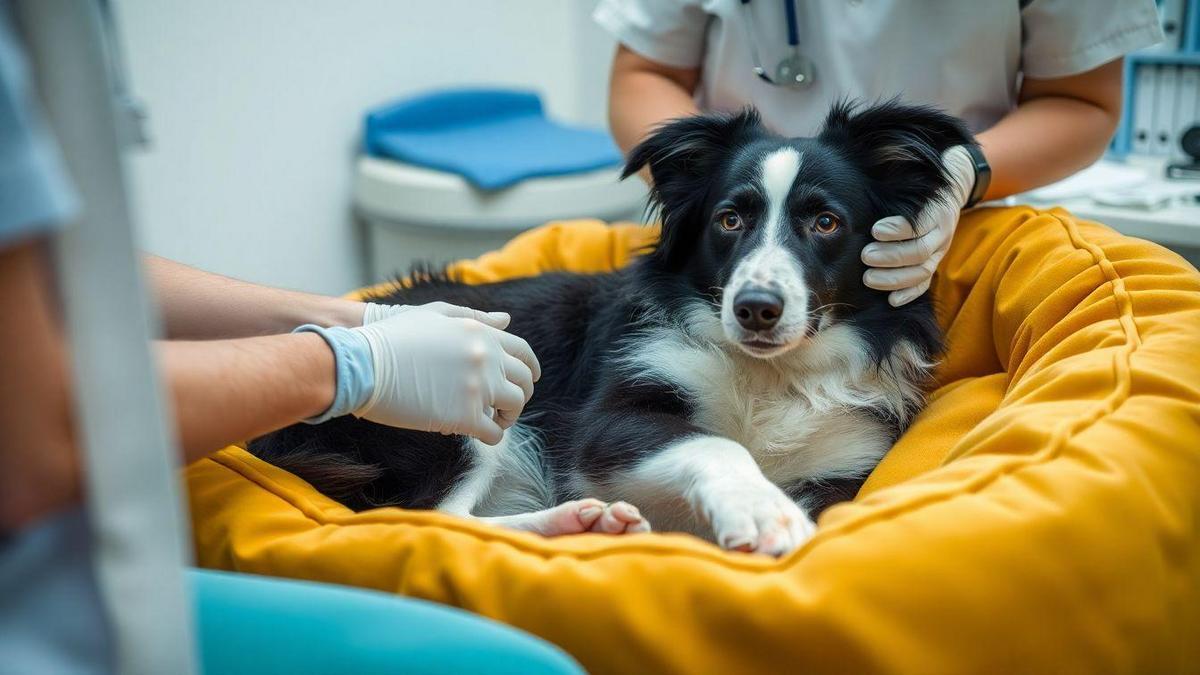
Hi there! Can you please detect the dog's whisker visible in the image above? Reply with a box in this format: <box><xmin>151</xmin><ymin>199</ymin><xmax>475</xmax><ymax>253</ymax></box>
<box><xmin>811</xmin><ymin>302</ymin><xmax>856</xmax><ymax>314</ymax></box>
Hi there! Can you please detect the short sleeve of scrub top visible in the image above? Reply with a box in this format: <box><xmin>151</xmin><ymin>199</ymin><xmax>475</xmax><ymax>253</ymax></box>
<box><xmin>1020</xmin><ymin>0</ymin><xmax>1163</xmax><ymax>79</ymax></box>
<box><xmin>592</xmin><ymin>0</ymin><xmax>1163</xmax><ymax>136</ymax></box>
<box><xmin>0</xmin><ymin>1</ymin><xmax>77</xmax><ymax>246</ymax></box>
<box><xmin>592</xmin><ymin>0</ymin><xmax>712</xmax><ymax>69</ymax></box>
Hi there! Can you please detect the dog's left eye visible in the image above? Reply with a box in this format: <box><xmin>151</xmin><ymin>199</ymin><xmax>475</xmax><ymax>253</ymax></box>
<box><xmin>717</xmin><ymin>211</ymin><xmax>743</xmax><ymax>232</ymax></box>
<box><xmin>814</xmin><ymin>212</ymin><xmax>840</xmax><ymax>235</ymax></box>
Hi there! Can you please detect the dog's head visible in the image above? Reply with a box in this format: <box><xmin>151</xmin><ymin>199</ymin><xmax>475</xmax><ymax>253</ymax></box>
<box><xmin>623</xmin><ymin>100</ymin><xmax>974</xmax><ymax>359</ymax></box>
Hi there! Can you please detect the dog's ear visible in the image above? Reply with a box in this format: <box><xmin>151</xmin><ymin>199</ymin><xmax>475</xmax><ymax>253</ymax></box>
<box><xmin>621</xmin><ymin>108</ymin><xmax>761</xmax><ymax>184</ymax></box>
<box><xmin>818</xmin><ymin>100</ymin><xmax>975</xmax><ymax>218</ymax></box>
<box><xmin>623</xmin><ymin>110</ymin><xmax>763</xmax><ymax>268</ymax></box>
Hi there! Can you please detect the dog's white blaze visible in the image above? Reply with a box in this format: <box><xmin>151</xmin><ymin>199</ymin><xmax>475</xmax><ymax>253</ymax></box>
<box><xmin>760</xmin><ymin>147</ymin><xmax>802</xmax><ymax>245</ymax></box>
<box><xmin>722</xmin><ymin>147</ymin><xmax>809</xmax><ymax>348</ymax></box>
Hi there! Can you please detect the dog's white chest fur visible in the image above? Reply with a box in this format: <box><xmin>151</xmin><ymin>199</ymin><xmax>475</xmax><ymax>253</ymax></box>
<box><xmin>620</xmin><ymin>320</ymin><xmax>920</xmax><ymax>486</ymax></box>
<box><xmin>688</xmin><ymin>353</ymin><xmax>889</xmax><ymax>484</ymax></box>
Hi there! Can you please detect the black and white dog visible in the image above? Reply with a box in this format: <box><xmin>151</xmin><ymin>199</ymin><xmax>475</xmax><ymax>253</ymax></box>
<box><xmin>251</xmin><ymin>101</ymin><xmax>973</xmax><ymax>556</ymax></box>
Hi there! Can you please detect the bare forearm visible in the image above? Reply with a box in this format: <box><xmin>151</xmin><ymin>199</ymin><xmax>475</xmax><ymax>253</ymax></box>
<box><xmin>977</xmin><ymin>97</ymin><xmax>1119</xmax><ymax>200</ymax></box>
<box><xmin>977</xmin><ymin>59</ymin><xmax>1124</xmax><ymax>201</ymax></box>
<box><xmin>2</xmin><ymin>246</ymin><xmax>341</xmax><ymax>527</ymax></box>
<box><xmin>145</xmin><ymin>254</ymin><xmax>365</xmax><ymax>340</ymax></box>
<box><xmin>158</xmin><ymin>332</ymin><xmax>335</xmax><ymax>463</ymax></box>
<box><xmin>609</xmin><ymin>46</ymin><xmax>701</xmax><ymax>158</ymax></box>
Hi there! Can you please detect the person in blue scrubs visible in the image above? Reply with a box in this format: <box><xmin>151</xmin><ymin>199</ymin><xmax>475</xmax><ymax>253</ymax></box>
<box><xmin>0</xmin><ymin>3</ymin><xmax>576</xmax><ymax>673</ymax></box>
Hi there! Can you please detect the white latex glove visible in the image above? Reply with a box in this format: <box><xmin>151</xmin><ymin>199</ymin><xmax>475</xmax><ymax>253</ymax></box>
<box><xmin>861</xmin><ymin>145</ymin><xmax>977</xmax><ymax>307</ymax></box>
<box><xmin>298</xmin><ymin>302</ymin><xmax>539</xmax><ymax>445</ymax></box>
<box><xmin>362</xmin><ymin>300</ymin><xmax>509</xmax><ymax>327</ymax></box>
<box><xmin>355</xmin><ymin>307</ymin><xmax>539</xmax><ymax>444</ymax></box>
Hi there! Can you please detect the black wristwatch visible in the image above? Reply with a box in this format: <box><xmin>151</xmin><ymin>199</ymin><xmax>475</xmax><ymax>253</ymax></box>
<box><xmin>963</xmin><ymin>144</ymin><xmax>991</xmax><ymax>209</ymax></box>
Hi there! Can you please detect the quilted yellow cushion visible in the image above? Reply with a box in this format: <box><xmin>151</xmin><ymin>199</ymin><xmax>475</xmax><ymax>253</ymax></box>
<box><xmin>187</xmin><ymin>208</ymin><xmax>1200</xmax><ymax>673</ymax></box>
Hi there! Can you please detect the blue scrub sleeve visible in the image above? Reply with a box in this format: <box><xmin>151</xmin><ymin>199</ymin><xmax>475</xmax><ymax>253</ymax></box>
<box><xmin>0</xmin><ymin>510</ymin><xmax>115</xmax><ymax>675</ymax></box>
<box><xmin>0</xmin><ymin>2</ymin><xmax>78</xmax><ymax>247</ymax></box>
<box><xmin>190</xmin><ymin>569</ymin><xmax>584</xmax><ymax>675</ymax></box>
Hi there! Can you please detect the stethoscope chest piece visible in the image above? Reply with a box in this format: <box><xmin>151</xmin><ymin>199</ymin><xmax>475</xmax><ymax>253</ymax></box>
<box><xmin>774</xmin><ymin>53</ymin><xmax>815</xmax><ymax>88</ymax></box>
<box><xmin>741</xmin><ymin>0</ymin><xmax>816</xmax><ymax>89</ymax></box>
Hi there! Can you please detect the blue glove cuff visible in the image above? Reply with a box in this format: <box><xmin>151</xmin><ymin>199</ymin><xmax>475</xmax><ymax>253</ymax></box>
<box><xmin>293</xmin><ymin>324</ymin><xmax>374</xmax><ymax>424</ymax></box>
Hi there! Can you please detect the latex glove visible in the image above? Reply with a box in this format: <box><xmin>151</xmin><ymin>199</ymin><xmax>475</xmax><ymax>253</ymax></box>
<box><xmin>362</xmin><ymin>300</ymin><xmax>510</xmax><ymax>328</ymax></box>
<box><xmin>297</xmin><ymin>303</ymin><xmax>540</xmax><ymax>445</ymax></box>
<box><xmin>861</xmin><ymin>145</ymin><xmax>977</xmax><ymax>307</ymax></box>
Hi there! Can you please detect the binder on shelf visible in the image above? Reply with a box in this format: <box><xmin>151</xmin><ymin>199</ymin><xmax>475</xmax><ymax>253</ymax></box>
<box><xmin>1174</xmin><ymin>65</ymin><xmax>1200</xmax><ymax>160</ymax></box>
<box><xmin>1150</xmin><ymin>0</ymin><xmax>1187</xmax><ymax>51</ymax></box>
<box><xmin>1133</xmin><ymin>63</ymin><xmax>1157</xmax><ymax>154</ymax></box>
<box><xmin>1152</xmin><ymin>64</ymin><xmax>1179</xmax><ymax>155</ymax></box>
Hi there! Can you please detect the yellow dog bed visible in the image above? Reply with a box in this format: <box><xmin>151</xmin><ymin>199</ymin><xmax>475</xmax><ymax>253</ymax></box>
<box><xmin>187</xmin><ymin>206</ymin><xmax>1200</xmax><ymax>673</ymax></box>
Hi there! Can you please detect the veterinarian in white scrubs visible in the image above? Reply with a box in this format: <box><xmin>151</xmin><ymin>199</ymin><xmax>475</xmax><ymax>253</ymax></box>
<box><xmin>596</xmin><ymin>0</ymin><xmax>1163</xmax><ymax>304</ymax></box>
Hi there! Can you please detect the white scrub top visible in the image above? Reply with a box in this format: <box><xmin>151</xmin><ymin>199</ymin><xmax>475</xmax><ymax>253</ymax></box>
<box><xmin>594</xmin><ymin>0</ymin><xmax>1163</xmax><ymax>136</ymax></box>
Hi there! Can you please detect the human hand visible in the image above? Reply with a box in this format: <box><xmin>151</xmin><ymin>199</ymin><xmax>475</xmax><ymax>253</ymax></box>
<box><xmin>861</xmin><ymin>145</ymin><xmax>976</xmax><ymax>307</ymax></box>
<box><xmin>298</xmin><ymin>303</ymin><xmax>539</xmax><ymax>445</ymax></box>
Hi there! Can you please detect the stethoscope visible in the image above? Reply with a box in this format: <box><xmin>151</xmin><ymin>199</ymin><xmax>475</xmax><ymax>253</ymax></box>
<box><xmin>739</xmin><ymin>0</ymin><xmax>816</xmax><ymax>89</ymax></box>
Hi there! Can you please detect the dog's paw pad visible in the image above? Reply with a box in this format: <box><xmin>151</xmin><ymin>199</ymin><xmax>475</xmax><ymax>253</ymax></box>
<box><xmin>708</xmin><ymin>485</ymin><xmax>816</xmax><ymax>557</ymax></box>
<box><xmin>572</xmin><ymin>499</ymin><xmax>608</xmax><ymax>530</ymax></box>
<box><xmin>486</xmin><ymin>499</ymin><xmax>652</xmax><ymax>537</ymax></box>
<box><xmin>591</xmin><ymin>501</ymin><xmax>652</xmax><ymax>535</ymax></box>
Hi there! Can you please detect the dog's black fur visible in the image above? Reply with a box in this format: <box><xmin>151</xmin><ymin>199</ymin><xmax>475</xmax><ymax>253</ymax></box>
<box><xmin>251</xmin><ymin>101</ymin><xmax>972</xmax><ymax>531</ymax></box>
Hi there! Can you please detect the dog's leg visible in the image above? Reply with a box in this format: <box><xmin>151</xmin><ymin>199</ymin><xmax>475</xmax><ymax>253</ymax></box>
<box><xmin>482</xmin><ymin>499</ymin><xmax>651</xmax><ymax>536</ymax></box>
<box><xmin>437</xmin><ymin>428</ymin><xmax>651</xmax><ymax>537</ymax></box>
<box><xmin>634</xmin><ymin>435</ymin><xmax>815</xmax><ymax>556</ymax></box>
<box><xmin>578</xmin><ymin>408</ymin><xmax>815</xmax><ymax>556</ymax></box>
<box><xmin>576</xmin><ymin>397</ymin><xmax>814</xmax><ymax>555</ymax></box>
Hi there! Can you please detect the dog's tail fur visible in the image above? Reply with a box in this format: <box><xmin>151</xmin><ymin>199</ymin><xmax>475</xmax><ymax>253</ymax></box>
<box><xmin>246</xmin><ymin>429</ymin><xmax>387</xmax><ymax>510</ymax></box>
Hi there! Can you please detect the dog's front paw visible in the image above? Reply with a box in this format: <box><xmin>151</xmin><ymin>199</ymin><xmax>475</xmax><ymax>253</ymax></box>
<box><xmin>703</xmin><ymin>482</ymin><xmax>815</xmax><ymax>557</ymax></box>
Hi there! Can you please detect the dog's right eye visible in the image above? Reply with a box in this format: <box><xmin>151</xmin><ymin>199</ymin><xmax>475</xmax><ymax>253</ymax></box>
<box><xmin>814</xmin><ymin>212</ymin><xmax>841</xmax><ymax>235</ymax></box>
<box><xmin>717</xmin><ymin>211</ymin><xmax>743</xmax><ymax>232</ymax></box>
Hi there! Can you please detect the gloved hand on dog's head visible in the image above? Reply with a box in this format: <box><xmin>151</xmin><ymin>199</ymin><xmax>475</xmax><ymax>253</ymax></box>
<box><xmin>861</xmin><ymin>145</ymin><xmax>977</xmax><ymax>307</ymax></box>
<box><xmin>297</xmin><ymin>301</ymin><xmax>540</xmax><ymax>445</ymax></box>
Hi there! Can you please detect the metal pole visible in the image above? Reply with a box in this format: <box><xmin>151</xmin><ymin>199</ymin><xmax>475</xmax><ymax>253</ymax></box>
<box><xmin>13</xmin><ymin>1</ymin><xmax>198</xmax><ymax>673</ymax></box>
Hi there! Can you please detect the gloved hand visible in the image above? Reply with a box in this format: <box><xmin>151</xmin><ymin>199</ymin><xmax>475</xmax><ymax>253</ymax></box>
<box><xmin>361</xmin><ymin>300</ymin><xmax>508</xmax><ymax>327</ymax></box>
<box><xmin>861</xmin><ymin>145</ymin><xmax>977</xmax><ymax>307</ymax></box>
<box><xmin>297</xmin><ymin>302</ymin><xmax>540</xmax><ymax>445</ymax></box>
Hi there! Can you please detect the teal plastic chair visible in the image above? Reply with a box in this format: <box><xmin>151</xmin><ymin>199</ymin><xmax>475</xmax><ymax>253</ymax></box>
<box><xmin>191</xmin><ymin>569</ymin><xmax>583</xmax><ymax>675</ymax></box>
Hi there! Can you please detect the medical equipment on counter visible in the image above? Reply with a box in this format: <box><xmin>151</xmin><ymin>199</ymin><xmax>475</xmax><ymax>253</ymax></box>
<box><xmin>1022</xmin><ymin>156</ymin><xmax>1200</xmax><ymax>267</ymax></box>
<box><xmin>1091</xmin><ymin>184</ymin><xmax>1199</xmax><ymax>209</ymax></box>
<box><xmin>356</xmin><ymin>90</ymin><xmax>646</xmax><ymax>281</ymax></box>
<box><xmin>738</xmin><ymin>0</ymin><xmax>815</xmax><ymax>88</ymax></box>
<box><xmin>365</xmin><ymin>89</ymin><xmax>623</xmax><ymax>190</ymax></box>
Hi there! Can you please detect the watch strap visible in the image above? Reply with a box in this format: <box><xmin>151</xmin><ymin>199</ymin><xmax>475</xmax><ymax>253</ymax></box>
<box><xmin>963</xmin><ymin>143</ymin><xmax>991</xmax><ymax>209</ymax></box>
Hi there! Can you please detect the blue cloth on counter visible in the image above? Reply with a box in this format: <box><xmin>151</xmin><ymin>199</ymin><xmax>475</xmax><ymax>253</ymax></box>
<box><xmin>364</xmin><ymin>88</ymin><xmax>622</xmax><ymax>190</ymax></box>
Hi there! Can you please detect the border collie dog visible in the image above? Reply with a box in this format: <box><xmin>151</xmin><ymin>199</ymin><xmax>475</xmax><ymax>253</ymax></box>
<box><xmin>252</xmin><ymin>102</ymin><xmax>974</xmax><ymax>556</ymax></box>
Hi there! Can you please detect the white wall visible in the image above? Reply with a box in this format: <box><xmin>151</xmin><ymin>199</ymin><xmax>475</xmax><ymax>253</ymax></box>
<box><xmin>117</xmin><ymin>0</ymin><xmax>614</xmax><ymax>295</ymax></box>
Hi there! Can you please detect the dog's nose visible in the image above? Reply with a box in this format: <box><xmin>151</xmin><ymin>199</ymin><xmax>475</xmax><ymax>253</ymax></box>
<box><xmin>733</xmin><ymin>289</ymin><xmax>784</xmax><ymax>331</ymax></box>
